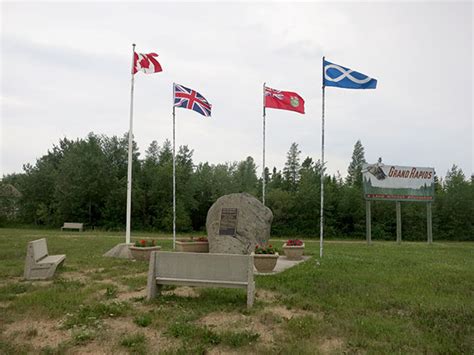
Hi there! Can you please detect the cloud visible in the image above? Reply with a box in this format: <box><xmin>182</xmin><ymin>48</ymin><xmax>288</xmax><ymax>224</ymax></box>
<box><xmin>1</xmin><ymin>2</ymin><xmax>472</xmax><ymax>178</ymax></box>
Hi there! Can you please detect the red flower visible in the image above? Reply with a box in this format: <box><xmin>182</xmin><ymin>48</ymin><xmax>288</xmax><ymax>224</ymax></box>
<box><xmin>286</xmin><ymin>239</ymin><xmax>303</xmax><ymax>246</ymax></box>
<box><xmin>140</xmin><ymin>239</ymin><xmax>146</xmax><ymax>246</ymax></box>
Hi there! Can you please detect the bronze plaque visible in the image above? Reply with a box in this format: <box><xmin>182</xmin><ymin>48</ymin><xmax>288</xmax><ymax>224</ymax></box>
<box><xmin>218</xmin><ymin>208</ymin><xmax>238</xmax><ymax>236</ymax></box>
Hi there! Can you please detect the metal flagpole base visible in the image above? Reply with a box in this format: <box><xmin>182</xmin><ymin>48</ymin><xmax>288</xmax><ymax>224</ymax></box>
<box><xmin>103</xmin><ymin>243</ymin><xmax>134</xmax><ymax>259</ymax></box>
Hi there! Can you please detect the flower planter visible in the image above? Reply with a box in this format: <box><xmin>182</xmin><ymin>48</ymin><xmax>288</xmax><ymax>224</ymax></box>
<box><xmin>282</xmin><ymin>243</ymin><xmax>305</xmax><ymax>260</ymax></box>
<box><xmin>175</xmin><ymin>240</ymin><xmax>209</xmax><ymax>253</ymax></box>
<box><xmin>253</xmin><ymin>253</ymin><xmax>279</xmax><ymax>273</ymax></box>
<box><xmin>129</xmin><ymin>246</ymin><xmax>161</xmax><ymax>261</ymax></box>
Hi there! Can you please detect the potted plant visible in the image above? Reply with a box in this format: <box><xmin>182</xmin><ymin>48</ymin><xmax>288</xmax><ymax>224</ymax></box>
<box><xmin>253</xmin><ymin>244</ymin><xmax>279</xmax><ymax>273</ymax></box>
<box><xmin>282</xmin><ymin>239</ymin><xmax>305</xmax><ymax>260</ymax></box>
<box><xmin>129</xmin><ymin>239</ymin><xmax>161</xmax><ymax>261</ymax></box>
<box><xmin>175</xmin><ymin>236</ymin><xmax>209</xmax><ymax>253</ymax></box>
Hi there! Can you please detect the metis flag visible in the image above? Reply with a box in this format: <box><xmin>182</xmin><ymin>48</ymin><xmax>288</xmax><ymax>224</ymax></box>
<box><xmin>323</xmin><ymin>59</ymin><xmax>377</xmax><ymax>89</ymax></box>
<box><xmin>173</xmin><ymin>84</ymin><xmax>212</xmax><ymax>117</ymax></box>
<box><xmin>264</xmin><ymin>86</ymin><xmax>305</xmax><ymax>114</ymax></box>
<box><xmin>133</xmin><ymin>52</ymin><xmax>163</xmax><ymax>74</ymax></box>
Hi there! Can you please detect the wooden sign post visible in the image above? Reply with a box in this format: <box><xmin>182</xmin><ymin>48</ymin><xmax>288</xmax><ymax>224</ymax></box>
<box><xmin>363</xmin><ymin>162</ymin><xmax>435</xmax><ymax>244</ymax></box>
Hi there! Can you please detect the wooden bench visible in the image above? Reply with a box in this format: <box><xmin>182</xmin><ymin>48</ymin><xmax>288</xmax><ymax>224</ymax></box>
<box><xmin>24</xmin><ymin>238</ymin><xmax>66</xmax><ymax>280</ymax></box>
<box><xmin>61</xmin><ymin>222</ymin><xmax>84</xmax><ymax>232</ymax></box>
<box><xmin>147</xmin><ymin>251</ymin><xmax>255</xmax><ymax>308</ymax></box>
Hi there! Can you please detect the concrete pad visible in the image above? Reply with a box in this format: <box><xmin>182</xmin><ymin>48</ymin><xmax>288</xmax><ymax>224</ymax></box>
<box><xmin>255</xmin><ymin>255</ymin><xmax>311</xmax><ymax>275</ymax></box>
<box><xmin>103</xmin><ymin>243</ymin><xmax>133</xmax><ymax>259</ymax></box>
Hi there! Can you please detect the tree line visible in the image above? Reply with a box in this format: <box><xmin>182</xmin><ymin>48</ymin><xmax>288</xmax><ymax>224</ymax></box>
<box><xmin>1</xmin><ymin>133</ymin><xmax>472</xmax><ymax>240</ymax></box>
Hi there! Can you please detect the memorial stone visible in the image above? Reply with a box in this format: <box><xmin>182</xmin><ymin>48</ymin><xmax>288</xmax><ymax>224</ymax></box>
<box><xmin>206</xmin><ymin>193</ymin><xmax>273</xmax><ymax>254</ymax></box>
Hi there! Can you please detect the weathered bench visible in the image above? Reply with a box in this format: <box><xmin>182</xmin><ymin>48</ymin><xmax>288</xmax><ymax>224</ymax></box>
<box><xmin>24</xmin><ymin>238</ymin><xmax>66</xmax><ymax>280</ymax></box>
<box><xmin>147</xmin><ymin>251</ymin><xmax>255</xmax><ymax>308</ymax></box>
<box><xmin>61</xmin><ymin>222</ymin><xmax>84</xmax><ymax>232</ymax></box>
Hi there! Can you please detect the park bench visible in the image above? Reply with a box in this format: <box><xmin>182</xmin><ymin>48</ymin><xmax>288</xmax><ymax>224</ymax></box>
<box><xmin>61</xmin><ymin>222</ymin><xmax>84</xmax><ymax>232</ymax></box>
<box><xmin>147</xmin><ymin>251</ymin><xmax>255</xmax><ymax>308</ymax></box>
<box><xmin>24</xmin><ymin>238</ymin><xmax>66</xmax><ymax>280</ymax></box>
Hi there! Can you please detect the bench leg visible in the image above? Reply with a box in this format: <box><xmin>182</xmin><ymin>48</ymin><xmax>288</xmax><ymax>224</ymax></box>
<box><xmin>247</xmin><ymin>282</ymin><xmax>255</xmax><ymax>308</ymax></box>
<box><xmin>46</xmin><ymin>258</ymin><xmax>65</xmax><ymax>279</ymax></box>
<box><xmin>247</xmin><ymin>255</ymin><xmax>255</xmax><ymax>308</ymax></box>
<box><xmin>24</xmin><ymin>244</ymin><xmax>34</xmax><ymax>280</ymax></box>
<box><xmin>46</xmin><ymin>264</ymin><xmax>57</xmax><ymax>279</ymax></box>
<box><xmin>147</xmin><ymin>251</ymin><xmax>158</xmax><ymax>300</ymax></box>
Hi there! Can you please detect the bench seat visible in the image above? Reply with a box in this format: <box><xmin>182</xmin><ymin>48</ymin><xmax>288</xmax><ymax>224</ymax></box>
<box><xmin>61</xmin><ymin>223</ymin><xmax>83</xmax><ymax>232</ymax></box>
<box><xmin>38</xmin><ymin>254</ymin><xmax>66</xmax><ymax>265</ymax></box>
<box><xmin>155</xmin><ymin>277</ymin><xmax>248</xmax><ymax>288</ymax></box>
<box><xmin>24</xmin><ymin>238</ymin><xmax>66</xmax><ymax>280</ymax></box>
<box><xmin>147</xmin><ymin>251</ymin><xmax>255</xmax><ymax>308</ymax></box>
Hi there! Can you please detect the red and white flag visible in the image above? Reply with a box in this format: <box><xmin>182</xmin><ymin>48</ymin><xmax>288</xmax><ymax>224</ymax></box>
<box><xmin>264</xmin><ymin>86</ymin><xmax>305</xmax><ymax>114</ymax></box>
<box><xmin>133</xmin><ymin>52</ymin><xmax>163</xmax><ymax>74</ymax></box>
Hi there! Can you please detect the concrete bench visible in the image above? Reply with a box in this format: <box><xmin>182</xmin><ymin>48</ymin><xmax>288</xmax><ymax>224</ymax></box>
<box><xmin>24</xmin><ymin>238</ymin><xmax>66</xmax><ymax>280</ymax></box>
<box><xmin>61</xmin><ymin>222</ymin><xmax>84</xmax><ymax>232</ymax></box>
<box><xmin>147</xmin><ymin>251</ymin><xmax>255</xmax><ymax>308</ymax></box>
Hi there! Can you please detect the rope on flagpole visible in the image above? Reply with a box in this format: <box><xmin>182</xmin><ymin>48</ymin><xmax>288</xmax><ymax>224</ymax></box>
<box><xmin>172</xmin><ymin>84</ymin><xmax>177</xmax><ymax>251</ymax></box>
<box><xmin>320</xmin><ymin>56</ymin><xmax>325</xmax><ymax>259</ymax></box>
<box><xmin>125</xmin><ymin>43</ymin><xmax>136</xmax><ymax>245</ymax></box>
<box><xmin>262</xmin><ymin>82</ymin><xmax>266</xmax><ymax>206</ymax></box>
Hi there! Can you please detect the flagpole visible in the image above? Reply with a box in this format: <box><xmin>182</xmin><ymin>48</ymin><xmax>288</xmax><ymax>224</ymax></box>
<box><xmin>262</xmin><ymin>82</ymin><xmax>266</xmax><ymax>206</ymax></box>
<box><xmin>320</xmin><ymin>56</ymin><xmax>325</xmax><ymax>259</ymax></box>
<box><xmin>125</xmin><ymin>43</ymin><xmax>136</xmax><ymax>245</ymax></box>
<box><xmin>172</xmin><ymin>84</ymin><xmax>177</xmax><ymax>250</ymax></box>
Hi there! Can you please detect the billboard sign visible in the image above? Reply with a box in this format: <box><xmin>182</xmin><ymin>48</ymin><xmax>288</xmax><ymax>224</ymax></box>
<box><xmin>363</xmin><ymin>163</ymin><xmax>435</xmax><ymax>201</ymax></box>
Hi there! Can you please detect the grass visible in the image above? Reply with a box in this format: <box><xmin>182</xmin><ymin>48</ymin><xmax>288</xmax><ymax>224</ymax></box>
<box><xmin>0</xmin><ymin>227</ymin><xmax>473</xmax><ymax>353</ymax></box>
<box><xmin>134</xmin><ymin>314</ymin><xmax>152</xmax><ymax>327</ymax></box>
<box><xmin>120</xmin><ymin>333</ymin><xmax>147</xmax><ymax>354</ymax></box>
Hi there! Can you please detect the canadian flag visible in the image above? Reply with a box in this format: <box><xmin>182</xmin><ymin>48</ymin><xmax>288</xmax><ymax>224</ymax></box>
<box><xmin>133</xmin><ymin>52</ymin><xmax>163</xmax><ymax>74</ymax></box>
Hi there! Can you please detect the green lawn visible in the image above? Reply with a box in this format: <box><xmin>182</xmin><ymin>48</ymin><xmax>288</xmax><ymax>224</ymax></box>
<box><xmin>0</xmin><ymin>228</ymin><xmax>473</xmax><ymax>354</ymax></box>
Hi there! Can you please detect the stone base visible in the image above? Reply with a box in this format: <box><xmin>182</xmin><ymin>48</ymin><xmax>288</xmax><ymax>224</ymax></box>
<box><xmin>282</xmin><ymin>243</ymin><xmax>305</xmax><ymax>260</ymax></box>
<box><xmin>176</xmin><ymin>240</ymin><xmax>209</xmax><ymax>253</ymax></box>
<box><xmin>103</xmin><ymin>243</ymin><xmax>133</xmax><ymax>259</ymax></box>
<box><xmin>129</xmin><ymin>246</ymin><xmax>161</xmax><ymax>261</ymax></box>
<box><xmin>255</xmin><ymin>256</ymin><xmax>311</xmax><ymax>275</ymax></box>
<box><xmin>254</xmin><ymin>253</ymin><xmax>279</xmax><ymax>273</ymax></box>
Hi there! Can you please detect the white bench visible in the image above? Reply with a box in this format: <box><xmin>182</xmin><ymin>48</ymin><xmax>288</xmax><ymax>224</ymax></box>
<box><xmin>24</xmin><ymin>238</ymin><xmax>66</xmax><ymax>280</ymax></box>
<box><xmin>147</xmin><ymin>251</ymin><xmax>255</xmax><ymax>308</ymax></box>
<box><xmin>61</xmin><ymin>222</ymin><xmax>84</xmax><ymax>232</ymax></box>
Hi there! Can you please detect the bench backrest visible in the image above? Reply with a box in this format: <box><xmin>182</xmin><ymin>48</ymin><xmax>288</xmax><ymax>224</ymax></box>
<box><xmin>63</xmin><ymin>223</ymin><xmax>83</xmax><ymax>228</ymax></box>
<box><xmin>29</xmin><ymin>238</ymin><xmax>48</xmax><ymax>262</ymax></box>
<box><xmin>154</xmin><ymin>252</ymin><xmax>251</xmax><ymax>283</ymax></box>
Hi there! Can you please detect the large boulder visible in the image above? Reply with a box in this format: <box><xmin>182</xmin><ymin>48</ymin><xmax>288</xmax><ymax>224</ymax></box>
<box><xmin>206</xmin><ymin>193</ymin><xmax>273</xmax><ymax>254</ymax></box>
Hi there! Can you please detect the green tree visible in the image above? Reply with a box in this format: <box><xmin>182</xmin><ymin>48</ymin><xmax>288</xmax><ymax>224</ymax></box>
<box><xmin>101</xmin><ymin>133</ymin><xmax>137</xmax><ymax>229</ymax></box>
<box><xmin>283</xmin><ymin>143</ymin><xmax>301</xmax><ymax>191</ymax></box>
<box><xmin>346</xmin><ymin>140</ymin><xmax>366</xmax><ymax>187</ymax></box>
<box><xmin>233</xmin><ymin>156</ymin><xmax>258</xmax><ymax>196</ymax></box>
<box><xmin>436</xmin><ymin>165</ymin><xmax>473</xmax><ymax>240</ymax></box>
<box><xmin>54</xmin><ymin>134</ymin><xmax>112</xmax><ymax>226</ymax></box>
<box><xmin>294</xmin><ymin>157</ymin><xmax>321</xmax><ymax>234</ymax></box>
<box><xmin>175</xmin><ymin>145</ymin><xmax>197</xmax><ymax>231</ymax></box>
<box><xmin>268</xmin><ymin>167</ymin><xmax>284</xmax><ymax>190</ymax></box>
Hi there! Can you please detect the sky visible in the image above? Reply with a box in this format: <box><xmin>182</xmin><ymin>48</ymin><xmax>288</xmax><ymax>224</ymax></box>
<box><xmin>1</xmin><ymin>1</ymin><xmax>473</xmax><ymax>180</ymax></box>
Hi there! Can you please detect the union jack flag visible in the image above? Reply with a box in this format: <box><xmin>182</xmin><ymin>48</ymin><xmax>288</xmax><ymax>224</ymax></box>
<box><xmin>173</xmin><ymin>83</ymin><xmax>212</xmax><ymax>117</ymax></box>
<box><xmin>264</xmin><ymin>87</ymin><xmax>284</xmax><ymax>100</ymax></box>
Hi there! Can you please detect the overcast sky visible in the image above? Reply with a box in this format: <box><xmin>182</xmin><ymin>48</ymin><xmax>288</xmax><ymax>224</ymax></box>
<box><xmin>1</xmin><ymin>1</ymin><xmax>472</xmax><ymax>180</ymax></box>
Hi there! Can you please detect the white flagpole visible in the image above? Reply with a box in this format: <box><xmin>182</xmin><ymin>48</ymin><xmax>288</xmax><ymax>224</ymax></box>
<box><xmin>262</xmin><ymin>82</ymin><xmax>266</xmax><ymax>206</ymax></box>
<box><xmin>320</xmin><ymin>56</ymin><xmax>325</xmax><ymax>258</ymax></box>
<box><xmin>125</xmin><ymin>43</ymin><xmax>136</xmax><ymax>245</ymax></box>
<box><xmin>172</xmin><ymin>84</ymin><xmax>177</xmax><ymax>250</ymax></box>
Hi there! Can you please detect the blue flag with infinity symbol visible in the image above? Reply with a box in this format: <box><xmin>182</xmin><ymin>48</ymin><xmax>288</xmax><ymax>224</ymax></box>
<box><xmin>323</xmin><ymin>59</ymin><xmax>377</xmax><ymax>89</ymax></box>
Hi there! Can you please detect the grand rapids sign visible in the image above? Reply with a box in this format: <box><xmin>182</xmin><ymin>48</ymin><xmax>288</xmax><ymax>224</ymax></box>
<box><xmin>363</xmin><ymin>163</ymin><xmax>435</xmax><ymax>202</ymax></box>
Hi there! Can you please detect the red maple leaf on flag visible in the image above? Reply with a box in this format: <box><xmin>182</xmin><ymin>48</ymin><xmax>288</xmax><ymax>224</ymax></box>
<box><xmin>133</xmin><ymin>53</ymin><xmax>163</xmax><ymax>74</ymax></box>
